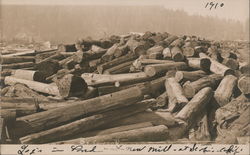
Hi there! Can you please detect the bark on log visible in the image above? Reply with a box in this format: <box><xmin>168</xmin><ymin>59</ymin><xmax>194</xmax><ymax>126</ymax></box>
<box><xmin>238</xmin><ymin>75</ymin><xmax>250</xmax><ymax>95</ymax></box>
<box><xmin>11</xmin><ymin>69</ymin><xmax>47</xmax><ymax>82</ymax></box>
<box><xmin>4</xmin><ymin>76</ymin><xmax>60</xmax><ymax>96</ymax></box>
<box><xmin>199</xmin><ymin>53</ymin><xmax>234</xmax><ymax>76</ymax></box>
<box><xmin>35</xmin><ymin>51</ymin><xmax>57</xmax><ymax>63</ymax></box>
<box><xmin>2</xmin><ymin>62</ymin><xmax>34</xmax><ymax>70</ymax></box>
<box><xmin>19</xmin><ymin>99</ymin><xmax>154</xmax><ymax>144</ymax></box>
<box><xmin>171</xmin><ymin>46</ymin><xmax>184</xmax><ymax>61</ymax></box>
<box><xmin>144</xmin><ymin>62</ymin><xmax>188</xmax><ymax>77</ymax></box>
<box><xmin>187</xmin><ymin>57</ymin><xmax>211</xmax><ymax>71</ymax></box>
<box><xmin>151</xmin><ymin>92</ymin><xmax>168</xmax><ymax>110</ymax></box>
<box><xmin>222</xmin><ymin>58</ymin><xmax>239</xmax><ymax>70</ymax></box>
<box><xmin>183</xmin><ymin>74</ymin><xmax>222</xmax><ymax>98</ymax></box>
<box><xmin>0</xmin><ymin>56</ymin><xmax>34</xmax><ymax>64</ymax></box>
<box><xmin>103</xmin><ymin>61</ymin><xmax>133</xmax><ymax>74</ymax></box>
<box><xmin>56</xmin><ymin>125</ymin><xmax>168</xmax><ymax>144</ymax></box>
<box><xmin>214</xmin><ymin>75</ymin><xmax>237</xmax><ymax>107</ymax></box>
<box><xmin>175</xmin><ymin>70</ymin><xmax>207</xmax><ymax>83</ymax></box>
<box><xmin>175</xmin><ymin>87</ymin><xmax>213</xmax><ymax>128</ymax></box>
<box><xmin>165</xmin><ymin>78</ymin><xmax>188</xmax><ymax>112</ymax></box>
<box><xmin>15</xmin><ymin>86</ymin><xmax>144</xmax><ymax>137</ymax></box>
<box><xmin>162</xmin><ymin>47</ymin><xmax>172</xmax><ymax>59</ymax></box>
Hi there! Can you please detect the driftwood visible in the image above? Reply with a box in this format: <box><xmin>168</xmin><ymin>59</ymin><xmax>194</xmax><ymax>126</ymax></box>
<box><xmin>175</xmin><ymin>70</ymin><xmax>207</xmax><ymax>83</ymax></box>
<box><xmin>238</xmin><ymin>75</ymin><xmax>250</xmax><ymax>95</ymax></box>
<box><xmin>214</xmin><ymin>75</ymin><xmax>237</xmax><ymax>106</ymax></box>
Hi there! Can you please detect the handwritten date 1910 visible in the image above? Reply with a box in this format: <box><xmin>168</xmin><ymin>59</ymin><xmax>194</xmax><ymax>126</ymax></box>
<box><xmin>205</xmin><ymin>1</ymin><xmax>224</xmax><ymax>10</ymax></box>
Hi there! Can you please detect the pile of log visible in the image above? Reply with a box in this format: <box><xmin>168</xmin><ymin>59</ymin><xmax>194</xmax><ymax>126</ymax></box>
<box><xmin>1</xmin><ymin>31</ymin><xmax>249</xmax><ymax>144</ymax></box>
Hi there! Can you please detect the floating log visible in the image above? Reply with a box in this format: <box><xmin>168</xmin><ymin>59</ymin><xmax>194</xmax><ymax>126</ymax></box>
<box><xmin>144</xmin><ymin>62</ymin><xmax>188</xmax><ymax>77</ymax></box>
<box><xmin>165</xmin><ymin>78</ymin><xmax>188</xmax><ymax>112</ymax></box>
<box><xmin>175</xmin><ymin>70</ymin><xmax>207</xmax><ymax>83</ymax></box>
<box><xmin>162</xmin><ymin>47</ymin><xmax>172</xmax><ymax>59</ymax></box>
<box><xmin>4</xmin><ymin>76</ymin><xmax>60</xmax><ymax>96</ymax></box>
<box><xmin>214</xmin><ymin>75</ymin><xmax>237</xmax><ymax>107</ymax></box>
<box><xmin>19</xmin><ymin>99</ymin><xmax>154</xmax><ymax>144</ymax></box>
<box><xmin>0</xmin><ymin>56</ymin><xmax>34</xmax><ymax>64</ymax></box>
<box><xmin>15</xmin><ymin>86</ymin><xmax>144</xmax><ymax>137</ymax></box>
<box><xmin>222</xmin><ymin>58</ymin><xmax>239</xmax><ymax>70</ymax></box>
<box><xmin>183</xmin><ymin>74</ymin><xmax>222</xmax><ymax>98</ymax></box>
<box><xmin>11</xmin><ymin>69</ymin><xmax>47</xmax><ymax>82</ymax></box>
<box><xmin>2</xmin><ymin>62</ymin><xmax>34</xmax><ymax>70</ymax></box>
<box><xmin>103</xmin><ymin>61</ymin><xmax>133</xmax><ymax>74</ymax></box>
<box><xmin>187</xmin><ymin>57</ymin><xmax>211</xmax><ymax>71</ymax></box>
<box><xmin>171</xmin><ymin>46</ymin><xmax>184</xmax><ymax>61</ymax></box>
<box><xmin>199</xmin><ymin>53</ymin><xmax>234</xmax><ymax>76</ymax></box>
<box><xmin>175</xmin><ymin>87</ymin><xmax>213</xmax><ymax>128</ymax></box>
<box><xmin>238</xmin><ymin>75</ymin><xmax>250</xmax><ymax>95</ymax></box>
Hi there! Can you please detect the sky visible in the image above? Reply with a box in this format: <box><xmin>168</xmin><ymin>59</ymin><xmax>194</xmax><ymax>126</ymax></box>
<box><xmin>1</xmin><ymin>0</ymin><xmax>249</xmax><ymax>22</ymax></box>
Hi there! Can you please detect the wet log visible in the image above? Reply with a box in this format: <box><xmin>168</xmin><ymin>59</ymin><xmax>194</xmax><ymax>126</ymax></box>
<box><xmin>222</xmin><ymin>58</ymin><xmax>239</xmax><ymax>70</ymax></box>
<box><xmin>2</xmin><ymin>62</ymin><xmax>34</xmax><ymax>70</ymax></box>
<box><xmin>165</xmin><ymin>78</ymin><xmax>188</xmax><ymax>112</ymax></box>
<box><xmin>15</xmin><ymin>86</ymin><xmax>144</xmax><ymax>137</ymax></box>
<box><xmin>162</xmin><ymin>47</ymin><xmax>172</xmax><ymax>59</ymax></box>
<box><xmin>238</xmin><ymin>75</ymin><xmax>250</xmax><ymax>95</ymax></box>
<box><xmin>175</xmin><ymin>87</ymin><xmax>213</xmax><ymax>128</ymax></box>
<box><xmin>4</xmin><ymin>76</ymin><xmax>60</xmax><ymax>96</ymax></box>
<box><xmin>187</xmin><ymin>57</ymin><xmax>211</xmax><ymax>71</ymax></box>
<box><xmin>0</xmin><ymin>56</ymin><xmax>34</xmax><ymax>64</ymax></box>
<box><xmin>144</xmin><ymin>62</ymin><xmax>188</xmax><ymax>77</ymax></box>
<box><xmin>103</xmin><ymin>61</ymin><xmax>133</xmax><ymax>74</ymax></box>
<box><xmin>199</xmin><ymin>53</ymin><xmax>234</xmax><ymax>76</ymax></box>
<box><xmin>214</xmin><ymin>75</ymin><xmax>237</xmax><ymax>107</ymax></box>
<box><xmin>11</xmin><ymin>69</ymin><xmax>47</xmax><ymax>82</ymax></box>
<box><xmin>97</xmin><ymin>53</ymin><xmax>137</xmax><ymax>74</ymax></box>
<box><xmin>171</xmin><ymin>46</ymin><xmax>184</xmax><ymax>61</ymax></box>
<box><xmin>175</xmin><ymin>70</ymin><xmax>207</xmax><ymax>83</ymax></box>
<box><xmin>183</xmin><ymin>74</ymin><xmax>222</xmax><ymax>98</ymax></box>
<box><xmin>19</xmin><ymin>99</ymin><xmax>154</xmax><ymax>144</ymax></box>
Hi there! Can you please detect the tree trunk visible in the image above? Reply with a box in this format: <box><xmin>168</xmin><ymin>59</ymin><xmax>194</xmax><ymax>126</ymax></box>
<box><xmin>238</xmin><ymin>75</ymin><xmax>250</xmax><ymax>95</ymax></box>
<box><xmin>175</xmin><ymin>70</ymin><xmax>207</xmax><ymax>83</ymax></box>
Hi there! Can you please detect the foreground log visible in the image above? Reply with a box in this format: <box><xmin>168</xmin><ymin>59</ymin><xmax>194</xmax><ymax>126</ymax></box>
<box><xmin>171</xmin><ymin>46</ymin><xmax>184</xmax><ymax>61</ymax></box>
<box><xmin>103</xmin><ymin>61</ymin><xmax>133</xmax><ymax>74</ymax></box>
<box><xmin>199</xmin><ymin>53</ymin><xmax>234</xmax><ymax>76</ymax></box>
<box><xmin>144</xmin><ymin>62</ymin><xmax>188</xmax><ymax>77</ymax></box>
<box><xmin>183</xmin><ymin>74</ymin><xmax>222</xmax><ymax>98</ymax></box>
<box><xmin>175</xmin><ymin>70</ymin><xmax>207</xmax><ymax>83</ymax></box>
<box><xmin>4</xmin><ymin>76</ymin><xmax>60</xmax><ymax>96</ymax></box>
<box><xmin>56</xmin><ymin>125</ymin><xmax>168</xmax><ymax>144</ymax></box>
<box><xmin>2</xmin><ymin>62</ymin><xmax>34</xmax><ymax>70</ymax></box>
<box><xmin>175</xmin><ymin>87</ymin><xmax>213</xmax><ymax>128</ymax></box>
<box><xmin>15</xmin><ymin>86</ymin><xmax>144</xmax><ymax>137</ymax></box>
<box><xmin>165</xmin><ymin>78</ymin><xmax>188</xmax><ymax>112</ymax></box>
<box><xmin>214</xmin><ymin>75</ymin><xmax>237</xmax><ymax>107</ymax></box>
<box><xmin>0</xmin><ymin>56</ymin><xmax>34</xmax><ymax>64</ymax></box>
<box><xmin>222</xmin><ymin>58</ymin><xmax>239</xmax><ymax>70</ymax></box>
<box><xmin>11</xmin><ymin>69</ymin><xmax>47</xmax><ymax>82</ymax></box>
<box><xmin>238</xmin><ymin>75</ymin><xmax>250</xmax><ymax>95</ymax></box>
<box><xmin>187</xmin><ymin>57</ymin><xmax>211</xmax><ymax>71</ymax></box>
<box><xmin>20</xmin><ymin>99</ymin><xmax>155</xmax><ymax>144</ymax></box>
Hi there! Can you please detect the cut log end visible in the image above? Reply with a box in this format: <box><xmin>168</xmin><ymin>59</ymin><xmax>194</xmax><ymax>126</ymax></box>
<box><xmin>183</xmin><ymin>81</ymin><xmax>195</xmax><ymax>98</ymax></box>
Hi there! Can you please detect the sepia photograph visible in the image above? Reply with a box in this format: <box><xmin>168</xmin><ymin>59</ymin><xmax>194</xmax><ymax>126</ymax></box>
<box><xmin>0</xmin><ymin>0</ymin><xmax>249</xmax><ymax>154</ymax></box>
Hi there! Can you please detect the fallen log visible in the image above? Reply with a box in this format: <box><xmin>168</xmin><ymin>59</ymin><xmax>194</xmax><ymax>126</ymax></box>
<box><xmin>199</xmin><ymin>53</ymin><xmax>234</xmax><ymax>76</ymax></box>
<box><xmin>162</xmin><ymin>47</ymin><xmax>172</xmax><ymax>59</ymax></box>
<box><xmin>171</xmin><ymin>46</ymin><xmax>184</xmax><ymax>61</ymax></box>
<box><xmin>222</xmin><ymin>58</ymin><xmax>239</xmax><ymax>70</ymax></box>
<box><xmin>214</xmin><ymin>75</ymin><xmax>237</xmax><ymax>107</ymax></box>
<box><xmin>175</xmin><ymin>70</ymin><xmax>207</xmax><ymax>83</ymax></box>
<box><xmin>0</xmin><ymin>56</ymin><xmax>34</xmax><ymax>64</ymax></box>
<box><xmin>144</xmin><ymin>62</ymin><xmax>188</xmax><ymax>77</ymax></box>
<box><xmin>238</xmin><ymin>75</ymin><xmax>250</xmax><ymax>95</ymax></box>
<box><xmin>15</xmin><ymin>86</ymin><xmax>144</xmax><ymax>137</ymax></box>
<box><xmin>2</xmin><ymin>62</ymin><xmax>34</xmax><ymax>70</ymax></box>
<box><xmin>103</xmin><ymin>61</ymin><xmax>133</xmax><ymax>74</ymax></box>
<box><xmin>56</xmin><ymin>125</ymin><xmax>168</xmax><ymax>144</ymax></box>
<box><xmin>183</xmin><ymin>74</ymin><xmax>222</xmax><ymax>98</ymax></box>
<box><xmin>175</xmin><ymin>87</ymin><xmax>213</xmax><ymax>128</ymax></box>
<box><xmin>19</xmin><ymin>99</ymin><xmax>155</xmax><ymax>144</ymax></box>
<box><xmin>165</xmin><ymin>78</ymin><xmax>188</xmax><ymax>112</ymax></box>
<box><xmin>11</xmin><ymin>69</ymin><xmax>47</xmax><ymax>82</ymax></box>
<box><xmin>187</xmin><ymin>57</ymin><xmax>211</xmax><ymax>71</ymax></box>
<box><xmin>4</xmin><ymin>76</ymin><xmax>60</xmax><ymax>96</ymax></box>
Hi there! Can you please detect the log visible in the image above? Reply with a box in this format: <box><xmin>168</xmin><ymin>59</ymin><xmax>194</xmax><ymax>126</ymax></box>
<box><xmin>214</xmin><ymin>75</ymin><xmax>237</xmax><ymax>107</ymax></box>
<box><xmin>2</xmin><ymin>62</ymin><xmax>34</xmax><ymax>70</ymax></box>
<box><xmin>35</xmin><ymin>51</ymin><xmax>57</xmax><ymax>63</ymax></box>
<box><xmin>58</xmin><ymin>44</ymin><xmax>77</xmax><ymax>52</ymax></box>
<box><xmin>164</xmin><ymin>35</ymin><xmax>178</xmax><ymax>46</ymax></box>
<box><xmin>101</xmin><ymin>43</ymin><xmax>119</xmax><ymax>62</ymax></box>
<box><xmin>139</xmin><ymin>59</ymin><xmax>174</xmax><ymax>65</ymax></box>
<box><xmin>183</xmin><ymin>74</ymin><xmax>222</xmax><ymax>98</ymax></box>
<box><xmin>165</xmin><ymin>78</ymin><xmax>188</xmax><ymax>112</ymax></box>
<box><xmin>169</xmin><ymin>38</ymin><xmax>184</xmax><ymax>47</ymax></box>
<box><xmin>113</xmin><ymin>45</ymin><xmax>129</xmax><ymax>58</ymax></box>
<box><xmin>2</xmin><ymin>50</ymin><xmax>35</xmax><ymax>57</ymax></box>
<box><xmin>144</xmin><ymin>62</ymin><xmax>188</xmax><ymax>77</ymax></box>
<box><xmin>0</xmin><ymin>56</ymin><xmax>34</xmax><ymax>64</ymax></box>
<box><xmin>148</xmin><ymin>51</ymin><xmax>163</xmax><ymax>59</ymax></box>
<box><xmin>11</xmin><ymin>69</ymin><xmax>47</xmax><ymax>82</ymax></box>
<box><xmin>239</xmin><ymin>63</ymin><xmax>250</xmax><ymax>75</ymax></box>
<box><xmin>97</xmin><ymin>53</ymin><xmax>137</xmax><ymax>74</ymax></box>
<box><xmin>0</xmin><ymin>118</ymin><xmax>6</xmax><ymax>143</ymax></box>
<box><xmin>151</xmin><ymin>92</ymin><xmax>168</xmax><ymax>110</ymax></box>
<box><xmin>220</xmin><ymin>50</ymin><xmax>237</xmax><ymax>59</ymax></box>
<box><xmin>175</xmin><ymin>70</ymin><xmax>207</xmax><ymax>83</ymax></box>
<box><xmin>103</xmin><ymin>61</ymin><xmax>133</xmax><ymax>74</ymax></box>
<box><xmin>4</xmin><ymin>76</ymin><xmax>60</xmax><ymax>96</ymax></box>
<box><xmin>199</xmin><ymin>53</ymin><xmax>234</xmax><ymax>76</ymax></box>
<box><xmin>175</xmin><ymin>87</ymin><xmax>213</xmax><ymax>128</ymax></box>
<box><xmin>15</xmin><ymin>86</ymin><xmax>144</xmax><ymax>137</ymax></box>
<box><xmin>182</xmin><ymin>46</ymin><xmax>196</xmax><ymax>57</ymax></box>
<box><xmin>187</xmin><ymin>57</ymin><xmax>211</xmax><ymax>71</ymax></box>
<box><xmin>126</xmin><ymin>39</ymin><xmax>147</xmax><ymax>56</ymax></box>
<box><xmin>57</xmin><ymin>125</ymin><xmax>168</xmax><ymax>144</ymax></box>
<box><xmin>55</xmin><ymin>74</ymin><xmax>88</xmax><ymax>98</ymax></box>
<box><xmin>162</xmin><ymin>47</ymin><xmax>172</xmax><ymax>59</ymax></box>
<box><xmin>146</xmin><ymin>45</ymin><xmax>164</xmax><ymax>55</ymax></box>
<box><xmin>207</xmin><ymin>47</ymin><xmax>223</xmax><ymax>62</ymax></box>
<box><xmin>88</xmin><ymin>59</ymin><xmax>102</xmax><ymax>68</ymax></box>
<box><xmin>238</xmin><ymin>75</ymin><xmax>250</xmax><ymax>95</ymax></box>
<box><xmin>222</xmin><ymin>58</ymin><xmax>239</xmax><ymax>70</ymax></box>
<box><xmin>171</xmin><ymin>46</ymin><xmax>184</xmax><ymax>61</ymax></box>
<box><xmin>35</xmin><ymin>59</ymin><xmax>60</xmax><ymax>77</ymax></box>
<box><xmin>19</xmin><ymin>99</ymin><xmax>155</xmax><ymax>144</ymax></box>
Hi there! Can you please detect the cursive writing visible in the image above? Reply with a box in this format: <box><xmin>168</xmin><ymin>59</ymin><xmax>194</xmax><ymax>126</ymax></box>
<box><xmin>17</xmin><ymin>145</ymin><xmax>42</xmax><ymax>155</ymax></box>
<box><xmin>205</xmin><ymin>1</ymin><xmax>224</xmax><ymax>10</ymax></box>
<box><xmin>71</xmin><ymin>145</ymin><xmax>99</xmax><ymax>152</ymax></box>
